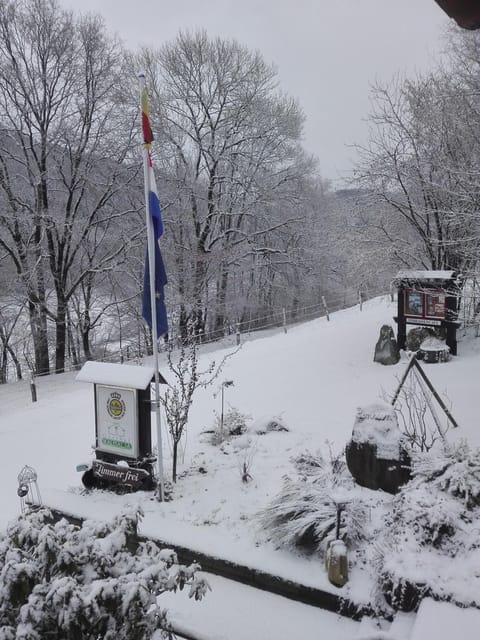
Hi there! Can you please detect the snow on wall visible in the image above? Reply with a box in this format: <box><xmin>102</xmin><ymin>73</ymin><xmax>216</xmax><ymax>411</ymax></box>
<box><xmin>411</xmin><ymin>598</ymin><xmax>480</xmax><ymax>640</ymax></box>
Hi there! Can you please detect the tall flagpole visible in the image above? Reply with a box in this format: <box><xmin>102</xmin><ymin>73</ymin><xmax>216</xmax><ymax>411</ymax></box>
<box><xmin>139</xmin><ymin>74</ymin><xmax>164</xmax><ymax>502</ymax></box>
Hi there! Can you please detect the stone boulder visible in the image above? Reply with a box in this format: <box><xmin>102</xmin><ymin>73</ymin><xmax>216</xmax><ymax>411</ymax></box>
<box><xmin>345</xmin><ymin>403</ymin><xmax>411</xmax><ymax>494</ymax></box>
<box><xmin>374</xmin><ymin>325</ymin><xmax>400</xmax><ymax>365</ymax></box>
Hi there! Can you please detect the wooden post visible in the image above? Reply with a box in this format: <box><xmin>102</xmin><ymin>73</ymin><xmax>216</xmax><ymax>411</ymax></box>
<box><xmin>29</xmin><ymin>370</ymin><xmax>37</xmax><ymax>403</ymax></box>
<box><xmin>412</xmin><ymin>358</ymin><xmax>459</xmax><ymax>428</ymax></box>
<box><xmin>236</xmin><ymin>323</ymin><xmax>241</xmax><ymax>345</ymax></box>
<box><xmin>396</xmin><ymin>285</ymin><xmax>407</xmax><ymax>350</ymax></box>
<box><xmin>335</xmin><ymin>503</ymin><xmax>345</xmax><ymax>539</ymax></box>
<box><xmin>358</xmin><ymin>291</ymin><xmax>363</xmax><ymax>311</ymax></box>
<box><xmin>391</xmin><ymin>355</ymin><xmax>416</xmax><ymax>406</ymax></box>
<box><xmin>283</xmin><ymin>308</ymin><xmax>287</xmax><ymax>333</ymax></box>
<box><xmin>391</xmin><ymin>355</ymin><xmax>459</xmax><ymax>429</ymax></box>
<box><xmin>322</xmin><ymin>296</ymin><xmax>330</xmax><ymax>321</ymax></box>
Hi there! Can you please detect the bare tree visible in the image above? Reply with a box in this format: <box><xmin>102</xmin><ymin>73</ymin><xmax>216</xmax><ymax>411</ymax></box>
<box><xmin>355</xmin><ymin>61</ymin><xmax>480</xmax><ymax>277</ymax></box>
<box><xmin>138</xmin><ymin>31</ymin><xmax>315</xmax><ymax>340</ymax></box>
<box><xmin>0</xmin><ymin>0</ymin><xmax>141</xmax><ymax>374</ymax></box>
<box><xmin>0</xmin><ymin>294</ymin><xmax>25</xmax><ymax>382</ymax></box>
<box><xmin>161</xmin><ymin>339</ymin><xmax>234</xmax><ymax>482</ymax></box>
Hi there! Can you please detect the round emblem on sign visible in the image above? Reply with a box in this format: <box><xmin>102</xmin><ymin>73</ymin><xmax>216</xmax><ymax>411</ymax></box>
<box><xmin>107</xmin><ymin>392</ymin><xmax>126</xmax><ymax>419</ymax></box>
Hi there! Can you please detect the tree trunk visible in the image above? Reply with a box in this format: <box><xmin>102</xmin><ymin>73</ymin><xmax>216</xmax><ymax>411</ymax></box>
<box><xmin>0</xmin><ymin>348</ymin><xmax>7</xmax><ymax>383</ymax></box>
<box><xmin>192</xmin><ymin>256</ymin><xmax>207</xmax><ymax>339</ymax></box>
<box><xmin>213</xmin><ymin>265</ymin><xmax>229</xmax><ymax>339</ymax></box>
<box><xmin>28</xmin><ymin>299</ymin><xmax>50</xmax><ymax>376</ymax></box>
<box><xmin>178</xmin><ymin>305</ymin><xmax>189</xmax><ymax>343</ymax></box>
<box><xmin>80</xmin><ymin>322</ymin><xmax>92</xmax><ymax>360</ymax></box>
<box><xmin>55</xmin><ymin>296</ymin><xmax>67</xmax><ymax>374</ymax></box>
<box><xmin>67</xmin><ymin>309</ymin><xmax>80</xmax><ymax>369</ymax></box>
<box><xmin>144</xmin><ymin>327</ymin><xmax>153</xmax><ymax>356</ymax></box>
<box><xmin>172</xmin><ymin>439</ymin><xmax>178</xmax><ymax>483</ymax></box>
<box><xmin>7</xmin><ymin>345</ymin><xmax>22</xmax><ymax>380</ymax></box>
<box><xmin>80</xmin><ymin>310</ymin><xmax>93</xmax><ymax>360</ymax></box>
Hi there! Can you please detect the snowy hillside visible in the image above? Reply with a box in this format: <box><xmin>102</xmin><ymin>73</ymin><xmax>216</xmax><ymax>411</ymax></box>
<box><xmin>1</xmin><ymin>295</ymin><xmax>480</xmax><ymax>637</ymax></box>
<box><xmin>1</xmin><ymin>295</ymin><xmax>479</xmax><ymax>529</ymax></box>
<box><xmin>1</xmin><ymin>296</ymin><xmax>478</xmax><ymax>524</ymax></box>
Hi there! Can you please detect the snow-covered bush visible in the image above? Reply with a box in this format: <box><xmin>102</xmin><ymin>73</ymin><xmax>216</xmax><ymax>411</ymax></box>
<box><xmin>371</xmin><ymin>441</ymin><xmax>480</xmax><ymax>611</ymax></box>
<box><xmin>411</xmin><ymin>440</ymin><xmax>480</xmax><ymax>509</ymax></box>
<box><xmin>251</xmin><ymin>415</ymin><xmax>290</xmax><ymax>434</ymax></box>
<box><xmin>379</xmin><ymin>484</ymin><xmax>464</xmax><ymax>563</ymax></box>
<box><xmin>259</xmin><ymin>448</ymin><xmax>368</xmax><ymax>554</ymax></box>
<box><xmin>0</xmin><ymin>507</ymin><xmax>209</xmax><ymax>639</ymax></box>
<box><xmin>294</xmin><ymin>449</ymin><xmax>346</xmax><ymax>478</ymax></box>
<box><xmin>213</xmin><ymin>407</ymin><xmax>250</xmax><ymax>443</ymax></box>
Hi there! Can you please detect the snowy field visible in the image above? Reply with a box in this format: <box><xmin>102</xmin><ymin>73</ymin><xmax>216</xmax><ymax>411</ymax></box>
<box><xmin>1</xmin><ymin>295</ymin><xmax>479</xmax><ymax>638</ymax></box>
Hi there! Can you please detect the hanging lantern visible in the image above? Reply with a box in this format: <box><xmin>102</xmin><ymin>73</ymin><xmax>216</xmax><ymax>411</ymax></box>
<box><xmin>17</xmin><ymin>466</ymin><xmax>42</xmax><ymax>513</ymax></box>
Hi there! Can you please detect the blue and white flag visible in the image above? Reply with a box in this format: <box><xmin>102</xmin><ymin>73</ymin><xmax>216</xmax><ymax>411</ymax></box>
<box><xmin>140</xmin><ymin>86</ymin><xmax>168</xmax><ymax>336</ymax></box>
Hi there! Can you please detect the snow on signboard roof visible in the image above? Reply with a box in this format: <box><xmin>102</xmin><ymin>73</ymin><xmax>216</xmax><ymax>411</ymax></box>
<box><xmin>75</xmin><ymin>361</ymin><xmax>159</xmax><ymax>390</ymax></box>
<box><xmin>395</xmin><ymin>270</ymin><xmax>455</xmax><ymax>281</ymax></box>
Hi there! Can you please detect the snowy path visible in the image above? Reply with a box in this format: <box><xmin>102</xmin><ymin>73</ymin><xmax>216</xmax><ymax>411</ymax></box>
<box><xmin>163</xmin><ymin>572</ymin><xmax>359</xmax><ymax>640</ymax></box>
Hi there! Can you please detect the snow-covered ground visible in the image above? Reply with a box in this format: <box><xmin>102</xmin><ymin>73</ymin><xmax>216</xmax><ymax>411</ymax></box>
<box><xmin>1</xmin><ymin>296</ymin><xmax>479</xmax><ymax>638</ymax></box>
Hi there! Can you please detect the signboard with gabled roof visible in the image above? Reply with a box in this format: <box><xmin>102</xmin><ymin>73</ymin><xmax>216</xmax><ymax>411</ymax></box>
<box><xmin>392</xmin><ymin>270</ymin><xmax>461</xmax><ymax>355</ymax></box>
<box><xmin>75</xmin><ymin>361</ymin><xmax>167</xmax><ymax>491</ymax></box>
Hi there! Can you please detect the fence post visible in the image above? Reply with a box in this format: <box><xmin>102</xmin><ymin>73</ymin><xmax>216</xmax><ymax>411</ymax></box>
<box><xmin>283</xmin><ymin>308</ymin><xmax>287</xmax><ymax>334</ymax></box>
<box><xmin>236</xmin><ymin>323</ymin><xmax>241</xmax><ymax>345</ymax></box>
<box><xmin>29</xmin><ymin>370</ymin><xmax>37</xmax><ymax>403</ymax></box>
<box><xmin>322</xmin><ymin>296</ymin><xmax>330</xmax><ymax>321</ymax></box>
<box><xmin>358</xmin><ymin>290</ymin><xmax>363</xmax><ymax>311</ymax></box>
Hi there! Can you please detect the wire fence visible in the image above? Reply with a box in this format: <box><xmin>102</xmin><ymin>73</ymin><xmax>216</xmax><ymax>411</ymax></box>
<box><xmin>3</xmin><ymin>282</ymin><xmax>480</xmax><ymax>389</ymax></box>
<box><xmin>35</xmin><ymin>285</ymin><xmax>390</xmax><ymax>376</ymax></box>
<box><xmin>184</xmin><ymin>286</ymin><xmax>387</xmax><ymax>348</ymax></box>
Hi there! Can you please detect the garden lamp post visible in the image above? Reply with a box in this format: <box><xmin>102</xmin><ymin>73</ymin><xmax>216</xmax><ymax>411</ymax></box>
<box><xmin>220</xmin><ymin>380</ymin><xmax>234</xmax><ymax>439</ymax></box>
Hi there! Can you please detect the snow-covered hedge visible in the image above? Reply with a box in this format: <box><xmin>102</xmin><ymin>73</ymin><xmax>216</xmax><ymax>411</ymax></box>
<box><xmin>260</xmin><ymin>440</ymin><xmax>480</xmax><ymax>613</ymax></box>
<box><xmin>0</xmin><ymin>507</ymin><xmax>209</xmax><ymax>639</ymax></box>
<box><xmin>411</xmin><ymin>440</ymin><xmax>480</xmax><ymax>509</ymax></box>
<box><xmin>373</xmin><ymin>441</ymin><xmax>480</xmax><ymax>611</ymax></box>
<box><xmin>213</xmin><ymin>407</ymin><xmax>250</xmax><ymax>442</ymax></box>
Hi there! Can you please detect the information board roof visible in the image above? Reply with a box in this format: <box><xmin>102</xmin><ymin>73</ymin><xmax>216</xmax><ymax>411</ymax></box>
<box><xmin>76</xmin><ymin>361</ymin><xmax>162</xmax><ymax>390</ymax></box>
<box><xmin>395</xmin><ymin>270</ymin><xmax>456</xmax><ymax>282</ymax></box>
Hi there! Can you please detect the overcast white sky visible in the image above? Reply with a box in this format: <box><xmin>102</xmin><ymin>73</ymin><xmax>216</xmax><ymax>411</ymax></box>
<box><xmin>59</xmin><ymin>0</ymin><xmax>449</xmax><ymax>185</ymax></box>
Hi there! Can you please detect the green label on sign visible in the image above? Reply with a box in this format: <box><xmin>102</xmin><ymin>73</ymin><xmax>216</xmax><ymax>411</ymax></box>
<box><xmin>101</xmin><ymin>438</ymin><xmax>132</xmax><ymax>450</ymax></box>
